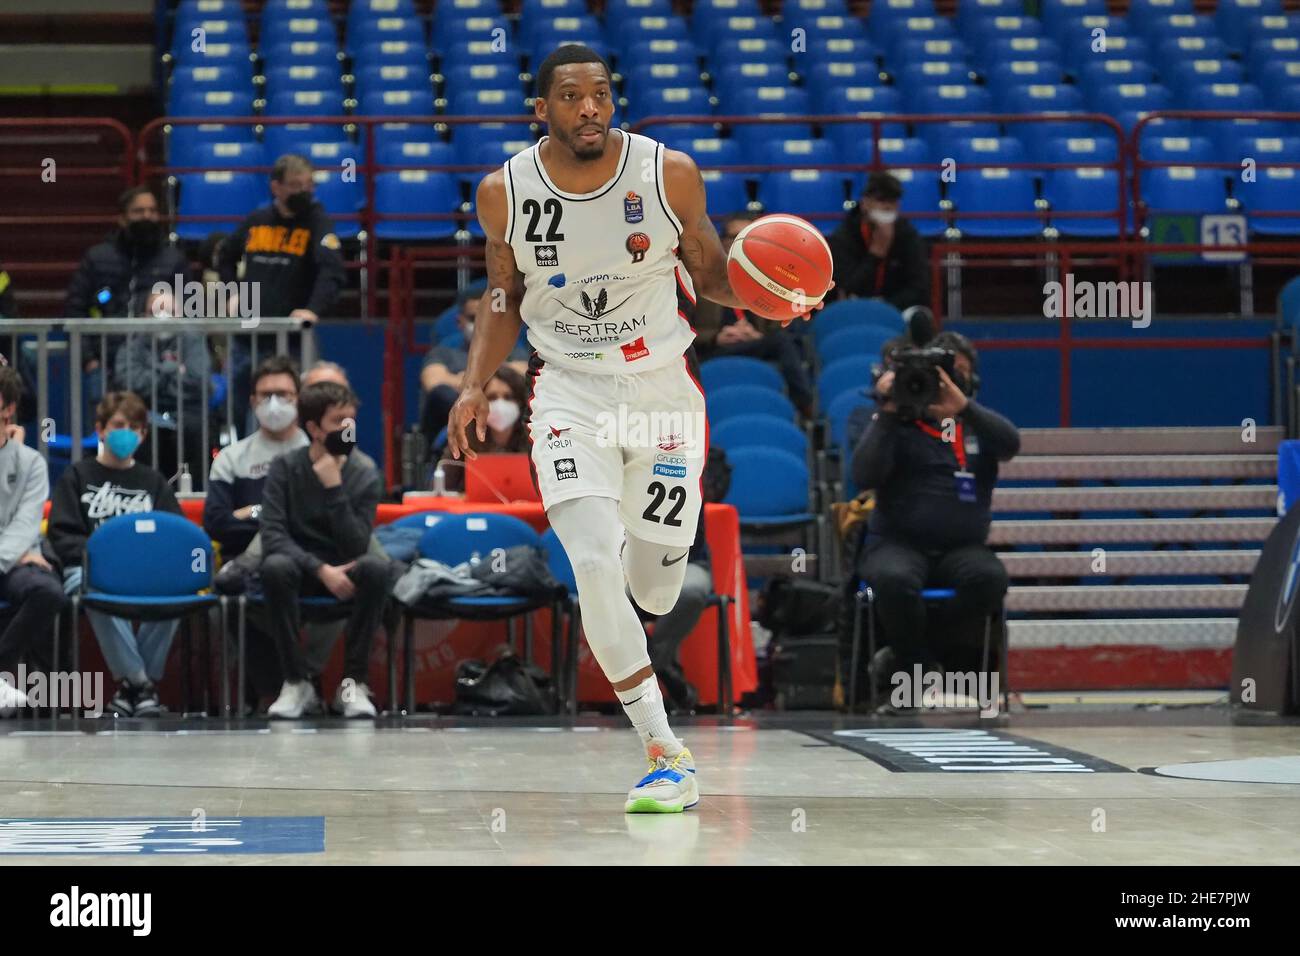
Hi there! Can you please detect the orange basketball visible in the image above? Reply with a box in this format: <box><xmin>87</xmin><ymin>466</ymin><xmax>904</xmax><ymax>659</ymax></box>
<box><xmin>726</xmin><ymin>214</ymin><xmax>834</xmax><ymax>322</ymax></box>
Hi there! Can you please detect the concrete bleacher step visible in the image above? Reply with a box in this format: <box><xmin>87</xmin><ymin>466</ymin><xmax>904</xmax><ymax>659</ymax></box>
<box><xmin>1000</xmin><ymin>454</ymin><xmax>1277</xmax><ymax>480</ymax></box>
<box><xmin>992</xmin><ymin>485</ymin><xmax>1278</xmax><ymax>512</ymax></box>
<box><xmin>1008</xmin><ymin>618</ymin><xmax>1238</xmax><ymax>649</ymax></box>
<box><xmin>1006</xmin><ymin>584</ymin><xmax>1249</xmax><ymax>612</ymax></box>
<box><xmin>998</xmin><ymin>549</ymin><xmax>1261</xmax><ymax>577</ymax></box>
<box><xmin>989</xmin><ymin>516</ymin><xmax>1276</xmax><ymax>545</ymax></box>
<box><xmin>1018</xmin><ymin>426</ymin><xmax>1282</xmax><ymax>455</ymax></box>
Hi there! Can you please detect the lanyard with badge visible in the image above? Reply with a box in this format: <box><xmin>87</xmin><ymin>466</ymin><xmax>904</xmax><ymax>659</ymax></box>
<box><xmin>913</xmin><ymin>419</ymin><xmax>977</xmax><ymax>503</ymax></box>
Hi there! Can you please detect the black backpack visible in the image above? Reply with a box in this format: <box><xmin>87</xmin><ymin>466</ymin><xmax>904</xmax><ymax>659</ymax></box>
<box><xmin>451</xmin><ymin>650</ymin><xmax>556</xmax><ymax>716</ymax></box>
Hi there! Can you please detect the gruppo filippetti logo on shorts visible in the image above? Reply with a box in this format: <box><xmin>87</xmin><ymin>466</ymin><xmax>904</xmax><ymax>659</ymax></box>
<box><xmin>554</xmin><ymin>458</ymin><xmax>578</xmax><ymax>480</ymax></box>
<box><xmin>653</xmin><ymin>452</ymin><xmax>687</xmax><ymax>479</ymax></box>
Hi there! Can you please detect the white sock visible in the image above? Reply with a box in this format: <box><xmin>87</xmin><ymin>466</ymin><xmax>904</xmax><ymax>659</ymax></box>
<box><xmin>615</xmin><ymin>676</ymin><xmax>682</xmax><ymax>756</ymax></box>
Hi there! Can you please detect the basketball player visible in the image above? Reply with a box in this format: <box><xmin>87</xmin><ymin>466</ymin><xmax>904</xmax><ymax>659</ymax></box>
<box><xmin>447</xmin><ymin>45</ymin><xmax>827</xmax><ymax>812</ymax></box>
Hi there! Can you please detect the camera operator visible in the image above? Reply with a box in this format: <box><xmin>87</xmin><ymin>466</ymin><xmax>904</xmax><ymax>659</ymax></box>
<box><xmin>848</xmin><ymin>331</ymin><xmax>1019</xmax><ymax>687</ymax></box>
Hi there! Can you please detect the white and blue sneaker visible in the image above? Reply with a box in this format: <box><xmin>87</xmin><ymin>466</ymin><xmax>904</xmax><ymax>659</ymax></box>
<box><xmin>625</xmin><ymin>742</ymin><xmax>699</xmax><ymax>813</ymax></box>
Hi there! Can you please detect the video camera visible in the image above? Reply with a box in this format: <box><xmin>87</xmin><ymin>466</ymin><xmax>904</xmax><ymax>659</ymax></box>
<box><xmin>875</xmin><ymin>346</ymin><xmax>960</xmax><ymax>421</ymax></box>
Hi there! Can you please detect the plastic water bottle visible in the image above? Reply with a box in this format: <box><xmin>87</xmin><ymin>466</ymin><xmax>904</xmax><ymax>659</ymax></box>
<box><xmin>178</xmin><ymin>464</ymin><xmax>193</xmax><ymax>495</ymax></box>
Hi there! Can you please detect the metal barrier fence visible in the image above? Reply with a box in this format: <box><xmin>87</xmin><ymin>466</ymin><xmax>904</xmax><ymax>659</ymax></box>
<box><xmin>0</xmin><ymin>317</ymin><xmax>314</xmax><ymax>490</ymax></box>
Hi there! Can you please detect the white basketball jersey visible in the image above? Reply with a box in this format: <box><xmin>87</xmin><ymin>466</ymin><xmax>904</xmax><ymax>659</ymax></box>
<box><xmin>503</xmin><ymin>129</ymin><xmax>698</xmax><ymax>374</ymax></box>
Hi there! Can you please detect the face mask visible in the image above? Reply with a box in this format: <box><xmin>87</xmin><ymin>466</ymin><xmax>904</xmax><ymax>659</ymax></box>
<box><xmin>486</xmin><ymin>398</ymin><xmax>520</xmax><ymax>432</ymax></box>
<box><xmin>867</xmin><ymin>208</ymin><xmax>898</xmax><ymax>226</ymax></box>
<box><xmin>126</xmin><ymin>219</ymin><xmax>161</xmax><ymax>250</ymax></box>
<box><xmin>255</xmin><ymin>395</ymin><xmax>298</xmax><ymax>432</ymax></box>
<box><xmin>285</xmin><ymin>191</ymin><xmax>313</xmax><ymax>217</ymax></box>
<box><xmin>105</xmin><ymin>428</ymin><xmax>142</xmax><ymax>460</ymax></box>
<box><xmin>323</xmin><ymin>426</ymin><xmax>356</xmax><ymax>457</ymax></box>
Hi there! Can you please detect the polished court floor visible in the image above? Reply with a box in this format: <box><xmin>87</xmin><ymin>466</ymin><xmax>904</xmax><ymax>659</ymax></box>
<box><xmin>1</xmin><ymin>701</ymin><xmax>1298</xmax><ymax>865</ymax></box>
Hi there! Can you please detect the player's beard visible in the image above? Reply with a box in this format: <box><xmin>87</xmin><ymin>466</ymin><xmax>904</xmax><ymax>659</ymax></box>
<box><xmin>561</xmin><ymin>123</ymin><xmax>608</xmax><ymax>160</ymax></box>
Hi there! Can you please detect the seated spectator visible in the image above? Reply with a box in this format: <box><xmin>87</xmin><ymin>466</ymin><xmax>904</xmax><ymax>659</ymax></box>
<box><xmin>420</xmin><ymin>291</ymin><xmax>529</xmax><ymax>442</ymax></box>
<box><xmin>259</xmin><ymin>381</ymin><xmax>390</xmax><ymax>719</ymax></box>
<box><xmin>828</xmin><ymin>171</ymin><xmax>931</xmax><ymax>314</ymax></box>
<box><xmin>116</xmin><ymin>289</ymin><xmax>213</xmax><ymax>484</ymax></box>
<box><xmin>0</xmin><ymin>367</ymin><xmax>66</xmax><ymax>712</ymax></box>
<box><xmin>693</xmin><ymin>212</ymin><xmax>815</xmax><ymax>417</ymax></box>
<box><xmin>64</xmin><ymin>186</ymin><xmax>191</xmax><ymax>405</ymax></box>
<box><xmin>848</xmin><ymin>332</ymin><xmax>1018</xmax><ymax>701</ymax></box>
<box><xmin>430</xmin><ymin>366</ymin><xmax>529</xmax><ymax>492</ymax></box>
<box><xmin>47</xmin><ymin>391</ymin><xmax>182</xmax><ymax>717</ymax></box>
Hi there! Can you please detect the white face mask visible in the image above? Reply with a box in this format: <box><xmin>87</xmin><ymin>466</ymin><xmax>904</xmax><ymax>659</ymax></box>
<box><xmin>255</xmin><ymin>395</ymin><xmax>298</xmax><ymax>432</ymax></box>
<box><xmin>486</xmin><ymin>398</ymin><xmax>520</xmax><ymax>432</ymax></box>
<box><xmin>867</xmin><ymin>208</ymin><xmax>898</xmax><ymax>226</ymax></box>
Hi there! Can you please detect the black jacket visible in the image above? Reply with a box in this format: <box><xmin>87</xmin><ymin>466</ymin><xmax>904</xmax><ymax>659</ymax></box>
<box><xmin>47</xmin><ymin>457</ymin><xmax>181</xmax><ymax>570</ymax></box>
<box><xmin>827</xmin><ymin>205</ymin><xmax>930</xmax><ymax>310</ymax></box>
<box><xmin>850</xmin><ymin>401</ymin><xmax>1020</xmax><ymax>551</ymax></box>
<box><xmin>219</xmin><ymin>201</ymin><xmax>344</xmax><ymax>318</ymax></box>
<box><xmin>65</xmin><ymin>231</ymin><xmax>192</xmax><ymax>364</ymax></box>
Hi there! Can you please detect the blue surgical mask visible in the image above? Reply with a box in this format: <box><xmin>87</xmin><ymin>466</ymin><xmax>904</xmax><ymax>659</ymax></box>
<box><xmin>105</xmin><ymin>428</ymin><xmax>142</xmax><ymax>460</ymax></box>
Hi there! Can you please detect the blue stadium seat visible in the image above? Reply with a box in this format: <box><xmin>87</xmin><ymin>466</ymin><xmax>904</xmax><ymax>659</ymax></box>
<box><xmin>724</xmin><ymin>87</ymin><xmax>813</xmax><ymax>152</ymax></box>
<box><xmin>965</xmin><ymin>15</ymin><xmax>1044</xmax><ymax>57</ymax></box>
<box><xmin>381</xmin><ymin>139</ymin><xmax>456</xmax><ymax>169</ymax></box>
<box><xmin>1247</xmin><ymin>37</ymin><xmax>1300</xmax><ymax>78</ymax></box>
<box><xmin>890</xmin><ymin>168</ymin><xmax>945</xmax><ymax>237</ymax></box>
<box><xmin>261</xmin><ymin>0</ymin><xmax>330</xmax><ymax>30</ymax></box>
<box><xmin>348</xmin><ymin>0</ymin><xmax>418</xmax><ymax>33</ymax></box>
<box><xmin>1044</xmin><ymin>167</ymin><xmax>1125</xmax><ymax>237</ymax></box>
<box><xmin>818</xmin><ymin>324</ymin><xmax>898</xmax><ymax>362</ymax></box>
<box><xmin>1138</xmin><ymin>14</ymin><xmax>1216</xmax><ymax>43</ymax></box>
<box><xmin>261</xmin><ymin>16</ymin><xmax>336</xmax><ymax>49</ymax></box>
<box><xmin>172</xmin><ymin>88</ymin><xmax>254</xmax><ymax>117</ymax></box>
<box><xmin>987</xmin><ymin>60</ymin><xmax>1066</xmax><ymax>101</ymax></box>
<box><xmin>708</xmin><ymin>385</ymin><xmax>796</xmax><ymax>423</ymax></box>
<box><xmin>374</xmin><ymin>171</ymin><xmax>461</xmax><ymax>239</ymax></box>
<box><xmin>1127</xmin><ymin>0</ymin><xmax>1194</xmax><ymax>28</ymax></box>
<box><xmin>1238</xmin><ymin>168</ymin><xmax>1300</xmax><ymax>235</ymax></box>
<box><xmin>811</xmin><ymin>37</ymin><xmax>878</xmax><ymax>66</ymax></box>
<box><xmin>171</xmin><ymin>17</ymin><xmax>248</xmax><ymax>58</ymax></box>
<box><xmin>526</xmin><ymin>16</ymin><xmax>602</xmax><ymax>55</ymax></box>
<box><xmin>1039</xmin><ymin>0</ymin><xmax>1107</xmax><ymax>37</ymax></box>
<box><xmin>1216</xmin><ymin>0</ymin><xmax>1282</xmax><ymax>53</ymax></box>
<box><xmin>705</xmin><ymin>15</ymin><xmax>781</xmax><ymax>53</ymax></box>
<box><xmin>438</xmin><ymin>40</ymin><xmax>511</xmax><ymax>69</ymax></box>
<box><xmin>956</xmin><ymin>0</ymin><xmax>1022</xmax><ymax>29</ymax></box>
<box><xmin>621</xmin><ymin>39</ymin><xmax>702</xmax><ymax>69</ymax></box>
<box><xmin>450</xmin><ymin>122</ymin><xmax>534</xmax><ymax>163</ymax></box>
<box><xmin>714</xmin><ymin>62</ymin><xmax>790</xmax><ymax>104</ymax></box>
<box><xmin>606</xmin><ymin>0</ymin><xmax>674</xmax><ymax>27</ymax></box>
<box><xmin>798</xmin><ymin>15</ymin><xmax>869</xmax><ymax>42</ymax></box>
<box><xmin>819</xmin><ymin>86</ymin><xmax>906</xmax><ymax>147</ymax></box>
<box><xmin>264</xmin><ymin>88</ymin><xmax>346</xmax><ymax>117</ymax></box>
<box><xmin>188</xmin><ymin>140</ymin><xmax>267</xmax><ymax>170</ymax></box>
<box><xmin>713</xmin><ymin>416</ymin><xmax>808</xmax><ymax>463</ymax></box>
<box><xmin>625</xmin><ymin>85</ymin><xmax>710</xmax><ymax>124</ymax></box>
<box><xmin>176</xmin><ymin>171</ymin><xmax>263</xmax><ymax>239</ymax></box>
<box><xmin>169</xmin><ymin>65</ymin><xmax>248</xmax><ymax>103</ymax></box>
<box><xmin>261</xmin><ymin>40</ymin><xmax>342</xmax><ymax>70</ymax></box>
<box><xmin>951</xmin><ymin>167</ymin><xmax>1043</xmax><ymax>237</ymax></box>
<box><xmin>177</xmin><ymin>0</ymin><xmax>243</xmax><ymax>18</ymax></box>
<box><xmin>806</xmin><ymin>61</ymin><xmax>882</xmax><ymax>103</ymax></box>
<box><xmin>691</xmin><ymin>0</ymin><xmax>763</xmax><ymax>31</ymax></box>
<box><xmin>1141</xmin><ymin>166</ymin><xmax>1229</xmax><ymax>218</ymax></box>
<box><xmin>700</xmin><ymin>357</ymin><xmax>785</xmax><ymax>393</ymax></box>
<box><xmin>436</xmin><ymin>14</ymin><xmax>512</xmax><ymax>48</ymax></box>
<box><xmin>355</xmin><ymin>63</ymin><xmax>433</xmax><ymax>99</ymax></box>
<box><xmin>700</xmin><ymin>170</ymin><xmax>752</xmax><ymax>215</ymax></box>
<box><xmin>1235</xmin><ymin>135</ymin><xmax>1300</xmax><ymax>169</ymax></box>
<box><xmin>1016</xmin><ymin>115</ymin><xmax>1101</xmax><ymax>162</ymax></box>
<box><xmin>264</xmin><ymin>64</ymin><xmax>343</xmax><ymax>95</ymax></box>
<box><xmin>1091</xmin><ymin>83</ymin><xmax>1173</xmax><ymax>132</ymax></box>
<box><xmin>905</xmin><ymin>81</ymin><xmax>992</xmax><ymax>116</ymax></box>
<box><xmin>167</xmin><ymin>124</ymin><xmax>255</xmax><ymax>167</ymax></box>
<box><xmin>1256</xmin><ymin>59</ymin><xmax>1300</xmax><ymax>91</ymax></box>
<box><xmin>870</xmin><ymin>12</ymin><xmax>950</xmax><ymax>47</ymax></box>
<box><xmin>603</xmin><ymin>15</ymin><xmax>690</xmax><ymax>54</ymax></box>
<box><xmin>817</xmin><ymin>356</ymin><xmax>876</xmax><ymax>411</ymax></box>
<box><xmin>1167</xmin><ymin>59</ymin><xmax>1245</xmax><ymax>97</ymax></box>
<box><xmin>349</xmin><ymin>16</ymin><xmax>425</xmax><ymax>50</ymax></box>
<box><xmin>1059</xmin><ymin>33</ymin><xmax>1146</xmax><ymax>70</ymax></box>
<box><xmin>826</xmin><ymin>387</ymin><xmax>874</xmax><ymax>450</ymax></box>
<box><xmin>757</xmin><ymin>170</ymin><xmax>846</xmax><ymax>233</ymax></box>
<box><xmin>762</xmin><ymin>139</ymin><xmax>835</xmax><ymax>169</ymax></box>
<box><xmin>518</xmin><ymin>0</ymin><xmax>585</xmax><ymax>22</ymax></box>
<box><xmin>264</xmin><ymin>123</ymin><xmax>349</xmax><ymax>158</ymax></box>
<box><xmin>532</xmin><ymin>38</ymin><xmax>613</xmax><ymax>68</ymax></box>
<box><xmin>950</xmin><ymin>136</ymin><xmax>1026</xmax><ymax>168</ymax></box>
<box><xmin>352</xmin><ymin>40</ymin><xmax>429</xmax><ymax>70</ymax></box>
<box><xmin>359</xmin><ymin>87</ymin><xmax>437</xmax><ymax>117</ymax></box>
<box><xmin>835</xmin><ymin>135</ymin><xmax>929</xmax><ymax>169</ymax></box>
<box><xmin>895</xmin><ymin>36</ymin><xmax>967</xmax><ymax>64</ymax></box>
<box><xmin>995</xmin><ymin>81</ymin><xmax>1084</xmax><ymax>117</ymax></box>
<box><xmin>1158</xmin><ymin>35</ymin><xmax>1228</xmax><ymax>62</ymax></box>
<box><xmin>1140</xmin><ymin>136</ymin><xmax>1213</xmax><ymax>163</ymax></box>
<box><xmin>626</xmin><ymin>62</ymin><xmax>702</xmax><ymax>92</ymax></box>
<box><xmin>722</xmin><ymin>448</ymin><xmax>816</xmax><ymax>528</ymax></box>
<box><xmin>172</xmin><ymin>41</ymin><xmax>251</xmax><ymax>69</ymax></box>
<box><xmin>446</xmin><ymin>87</ymin><xmax>527</xmax><ymax>116</ymax></box>
<box><xmin>468</xmin><ymin>137</ymin><xmax>535</xmax><ymax>167</ymax></box>
<box><xmin>986</xmin><ymin>35</ymin><xmax>1062</xmax><ymax>67</ymax></box>
<box><xmin>811</xmin><ymin>300</ymin><xmax>905</xmax><ymax>346</ymax></box>
<box><xmin>312</xmin><ymin>170</ymin><xmax>364</xmax><ymax>238</ymax></box>
<box><xmin>689</xmin><ymin>137</ymin><xmax>743</xmax><ymax>168</ymax></box>
<box><xmin>297</xmin><ymin>139</ymin><xmax>358</xmax><ymax>168</ymax></box>
<box><xmin>1184</xmin><ymin>82</ymin><xmax>1264</xmax><ymax>115</ymax></box>
<box><xmin>1078</xmin><ymin>59</ymin><xmax>1158</xmax><ymax>100</ymax></box>
<box><xmin>896</xmin><ymin>61</ymin><xmax>971</xmax><ymax>98</ymax></box>
<box><xmin>1039</xmin><ymin>135</ymin><xmax>1120</xmax><ymax>165</ymax></box>
<box><xmin>1244</xmin><ymin>13</ymin><xmax>1297</xmax><ymax>46</ymax></box>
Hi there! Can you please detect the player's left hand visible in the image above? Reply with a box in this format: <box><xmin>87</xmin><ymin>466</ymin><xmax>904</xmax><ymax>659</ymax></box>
<box><xmin>781</xmin><ymin>280</ymin><xmax>835</xmax><ymax>327</ymax></box>
<box><xmin>926</xmin><ymin>366</ymin><xmax>969</xmax><ymax>421</ymax></box>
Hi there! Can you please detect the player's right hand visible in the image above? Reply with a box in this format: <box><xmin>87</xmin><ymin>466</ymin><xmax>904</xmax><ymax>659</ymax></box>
<box><xmin>447</xmin><ymin>386</ymin><xmax>489</xmax><ymax>461</ymax></box>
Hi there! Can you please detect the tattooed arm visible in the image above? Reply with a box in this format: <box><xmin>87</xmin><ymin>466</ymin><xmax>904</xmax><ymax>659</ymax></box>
<box><xmin>447</xmin><ymin>171</ymin><xmax>527</xmax><ymax>461</ymax></box>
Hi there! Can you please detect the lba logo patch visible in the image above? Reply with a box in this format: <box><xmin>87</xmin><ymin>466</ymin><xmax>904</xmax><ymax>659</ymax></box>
<box><xmin>624</xmin><ymin>191</ymin><xmax>644</xmax><ymax>223</ymax></box>
<box><xmin>554</xmin><ymin>458</ymin><xmax>578</xmax><ymax>480</ymax></box>
<box><xmin>620</xmin><ymin>336</ymin><xmax>649</xmax><ymax>362</ymax></box>
<box><xmin>535</xmin><ymin>245</ymin><xmax>559</xmax><ymax>267</ymax></box>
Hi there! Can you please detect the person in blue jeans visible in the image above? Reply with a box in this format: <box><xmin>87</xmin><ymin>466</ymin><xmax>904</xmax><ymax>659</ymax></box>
<box><xmin>47</xmin><ymin>390</ymin><xmax>182</xmax><ymax>717</ymax></box>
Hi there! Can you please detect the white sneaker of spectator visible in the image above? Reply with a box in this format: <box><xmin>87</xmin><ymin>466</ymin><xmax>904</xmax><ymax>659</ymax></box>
<box><xmin>335</xmin><ymin>680</ymin><xmax>377</xmax><ymax>718</ymax></box>
<box><xmin>268</xmin><ymin>680</ymin><xmax>321</xmax><ymax>719</ymax></box>
<box><xmin>0</xmin><ymin>677</ymin><xmax>29</xmax><ymax>717</ymax></box>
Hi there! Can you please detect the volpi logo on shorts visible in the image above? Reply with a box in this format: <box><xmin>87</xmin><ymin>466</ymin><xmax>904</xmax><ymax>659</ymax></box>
<box><xmin>620</xmin><ymin>336</ymin><xmax>650</xmax><ymax>362</ymax></box>
<box><xmin>554</xmin><ymin>458</ymin><xmax>578</xmax><ymax>480</ymax></box>
<box><xmin>546</xmin><ymin>424</ymin><xmax>572</xmax><ymax>450</ymax></box>
<box><xmin>653</xmin><ymin>453</ymin><xmax>687</xmax><ymax>479</ymax></box>
<box><xmin>624</xmin><ymin>190</ymin><xmax>644</xmax><ymax>223</ymax></box>
<box><xmin>535</xmin><ymin>245</ymin><xmax>559</xmax><ymax>267</ymax></box>
<box><xmin>626</xmin><ymin>232</ymin><xmax>650</xmax><ymax>263</ymax></box>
